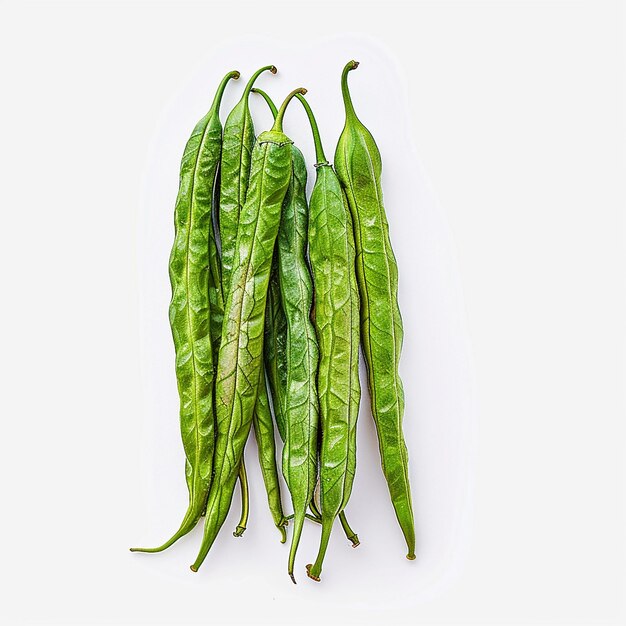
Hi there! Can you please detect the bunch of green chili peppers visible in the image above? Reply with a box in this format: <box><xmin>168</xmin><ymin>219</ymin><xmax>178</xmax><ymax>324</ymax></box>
<box><xmin>131</xmin><ymin>61</ymin><xmax>415</xmax><ymax>583</ymax></box>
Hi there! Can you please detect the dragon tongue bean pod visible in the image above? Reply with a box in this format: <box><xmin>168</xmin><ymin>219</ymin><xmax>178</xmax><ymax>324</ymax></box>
<box><xmin>334</xmin><ymin>61</ymin><xmax>416</xmax><ymax>560</ymax></box>
<box><xmin>295</xmin><ymin>94</ymin><xmax>361</xmax><ymax>582</ymax></box>
<box><xmin>130</xmin><ymin>70</ymin><xmax>239</xmax><ymax>555</ymax></box>
<box><xmin>190</xmin><ymin>88</ymin><xmax>307</xmax><ymax>573</ymax></box>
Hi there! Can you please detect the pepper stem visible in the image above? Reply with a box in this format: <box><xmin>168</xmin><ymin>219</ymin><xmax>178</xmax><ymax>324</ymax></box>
<box><xmin>295</xmin><ymin>94</ymin><xmax>327</xmax><ymax>164</ymax></box>
<box><xmin>251</xmin><ymin>87</ymin><xmax>278</xmax><ymax>119</ymax></box>
<box><xmin>210</xmin><ymin>70</ymin><xmax>240</xmax><ymax>114</ymax></box>
<box><xmin>340</xmin><ymin>60</ymin><xmax>360</xmax><ymax>121</ymax></box>
<box><xmin>272</xmin><ymin>88</ymin><xmax>307</xmax><ymax>133</ymax></box>
<box><xmin>242</xmin><ymin>65</ymin><xmax>277</xmax><ymax>102</ymax></box>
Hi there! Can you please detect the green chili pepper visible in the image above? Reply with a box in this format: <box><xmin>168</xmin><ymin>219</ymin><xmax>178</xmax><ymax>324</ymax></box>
<box><xmin>294</xmin><ymin>94</ymin><xmax>361</xmax><ymax>581</ymax></box>
<box><xmin>252</xmin><ymin>87</ymin><xmax>360</xmax><ymax>553</ymax></box>
<box><xmin>208</xmin><ymin>160</ymin><xmax>251</xmax><ymax>536</ymax></box>
<box><xmin>334</xmin><ymin>60</ymin><xmax>416</xmax><ymax>561</ymax></box>
<box><xmin>131</xmin><ymin>70</ymin><xmax>239</xmax><ymax>554</ymax></box>
<box><xmin>219</xmin><ymin>65</ymin><xmax>276</xmax><ymax>293</ymax></box>
<box><xmin>190</xmin><ymin>88</ymin><xmax>306</xmax><ymax>573</ymax></box>
<box><xmin>219</xmin><ymin>71</ymin><xmax>287</xmax><ymax>542</ymax></box>
<box><xmin>276</xmin><ymin>129</ymin><xmax>320</xmax><ymax>585</ymax></box>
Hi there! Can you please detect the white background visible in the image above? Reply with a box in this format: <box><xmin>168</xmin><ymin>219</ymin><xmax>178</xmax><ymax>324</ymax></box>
<box><xmin>0</xmin><ymin>1</ymin><xmax>623</xmax><ymax>625</ymax></box>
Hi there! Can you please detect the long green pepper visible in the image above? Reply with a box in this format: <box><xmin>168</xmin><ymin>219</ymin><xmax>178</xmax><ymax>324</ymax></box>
<box><xmin>295</xmin><ymin>94</ymin><xmax>361</xmax><ymax>582</ymax></box>
<box><xmin>252</xmin><ymin>87</ymin><xmax>360</xmax><ymax>555</ymax></box>
<box><xmin>191</xmin><ymin>88</ymin><xmax>306</xmax><ymax>572</ymax></box>
<box><xmin>275</xmin><ymin>128</ymin><xmax>320</xmax><ymax>585</ymax></box>
<box><xmin>335</xmin><ymin>61</ymin><xmax>416</xmax><ymax>560</ymax></box>
<box><xmin>131</xmin><ymin>70</ymin><xmax>239</xmax><ymax>554</ymax></box>
<box><xmin>218</xmin><ymin>67</ymin><xmax>287</xmax><ymax>541</ymax></box>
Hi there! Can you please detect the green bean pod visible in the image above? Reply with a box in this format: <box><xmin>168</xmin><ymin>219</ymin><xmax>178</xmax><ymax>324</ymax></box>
<box><xmin>190</xmin><ymin>88</ymin><xmax>306</xmax><ymax>572</ymax></box>
<box><xmin>295</xmin><ymin>94</ymin><xmax>361</xmax><ymax>581</ymax></box>
<box><xmin>276</xmin><ymin>136</ymin><xmax>320</xmax><ymax>584</ymax></box>
<box><xmin>131</xmin><ymin>70</ymin><xmax>239</xmax><ymax>554</ymax></box>
<box><xmin>334</xmin><ymin>61</ymin><xmax>416</xmax><ymax>560</ymax></box>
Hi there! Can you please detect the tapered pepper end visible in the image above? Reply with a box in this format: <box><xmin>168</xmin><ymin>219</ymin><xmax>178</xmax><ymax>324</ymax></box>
<box><xmin>210</xmin><ymin>70</ymin><xmax>240</xmax><ymax>116</ymax></box>
<box><xmin>305</xmin><ymin>564</ymin><xmax>321</xmax><ymax>582</ymax></box>
<box><xmin>289</xmin><ymin>573</ymin><xmax>297</xmax><ymax>585</ymax></box>
<box><xmin>340</xmin><ymin>60</ymin><xmax>360</xmax><ymax>122</ymax></box>
<box><xmin>350</xmin><ymin>535</ymin><xmax>360</xmax><ymax>548</ymax></box>
<box><xmin>272</xmin><ymin>88</ymin><xmax>308</xmax><ymax>133</ymax></box>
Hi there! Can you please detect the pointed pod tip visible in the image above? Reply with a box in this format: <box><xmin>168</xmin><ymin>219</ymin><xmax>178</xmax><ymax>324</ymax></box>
<box><xmin>289</xmin><ymin>573</ymin><xmax>297</xmax><ymax>585</ymax></box>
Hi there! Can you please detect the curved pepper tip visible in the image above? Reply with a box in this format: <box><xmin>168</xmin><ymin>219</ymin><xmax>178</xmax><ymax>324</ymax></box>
<box><xmin>270</xmin><ymin>65</ymin><xmax>277</xmax><ymax>74</ymax></box>
<box><xmin>289</xmin><ymin>572</ymin><xmax>297</xmax><ymax>585</ymax></box>
<box><xmin>348</xmin><ymin>60</ymin><xmax>359</xmax><ymax>70</ymax></box>
<box><xmin>232</xmin><ymin>70</ymin><xmax>241</xmax><ymax>80</ymax></box>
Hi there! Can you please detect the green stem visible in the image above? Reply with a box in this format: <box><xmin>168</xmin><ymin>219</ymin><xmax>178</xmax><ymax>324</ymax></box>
<box><xmin>241</xmin><ymin>65</ymin><xmax>276</xmax><ymax>102</ymax></box>
<box><xmin>211</xmin><ymin>70</ymin><xmax>240</xmax><ymax>113</ymax></box>
<box><xmin>272</xmin><ymin>88</ymin><xmax>307</xmax><ymax>133</ymax></box>
<box><xmin>294</xmin><ymin>93</ymin><xmax>327</xmax><ymax>164</ymax></box>
<box><xmin>233</xmin><ymin>459</ymin><xmax>249</xmax><ymax>537</ymax></box>
<box><xmin>339</xmin><ymin>512</ymin><xmax>360</xmax><ymax>547</ymax></box>
<box><xmin>251</xmin><ymin>87</ymin><xmax>278</xmax><ymax>119</ymax></box>
<box><xmin>340</xmin><ymin>60</ymin><xmax>360</xmax><ymax>121</ymax></box>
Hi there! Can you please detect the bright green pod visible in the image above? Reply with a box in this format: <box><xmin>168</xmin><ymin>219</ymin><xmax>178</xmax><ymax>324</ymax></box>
<box><xmin>219</xmin><ymin>74</ymin><xmax>286</xmax><ymax>541</ymax></box>
<box><xmin>252</xmin><ymin>87</ymin><xmax>360</xmax><ymax>555</ymax></box>
<box><xmin>190</xmin><ymin>88</ymin><xmax>306</xmax><ymax>573</ymax></box>
<box><xmin>295</xmin><ymin>94</ymin><xmax>361</xmax><ymax>582</ymax></box>
<box><xmin>131</xmin><ymin>70</ymin><xmax>239</xmax><ymax>554</ymax></box>
<box><xmin>219</xmin><ymin>65</ymin><xmax>277</xmax><ymax>293</ymax></box>
<box><xmin>334</xmin><ymin>61</ymin><xmax>416</xmax><ymax>561</ymax></box>
<box><xmin>276</xmin><ymin>136</ymin><xmax>320</xmax><ymax>585</ymax></box>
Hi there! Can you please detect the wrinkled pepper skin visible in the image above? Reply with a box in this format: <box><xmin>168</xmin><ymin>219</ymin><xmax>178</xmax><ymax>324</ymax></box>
<box><xmin>295</xmin><ymin>94</ymin><xmax>361</xmax><ymax>582</ymax></box>
<box><xmin>220</xmin><ymin>65</ymin><xmax>276</xmax><ymax>293</ymax></box>
<box><xmin>131</xmin><ymin>70</ymin><xmax>239</xmax><ymax>554</ymax></box>
<box><xmin>334</xmin><ymin>61</ymin><xmax>416</xmax><ymax>561</ymax></box>
<box><xmin>276</xmin><ymin>142</ymin><xmax>320</xmax><ymax>584</ymax></box>
<box><xmin>219</xmin><ymin>73</ymin><xmax>286</xmax><ymax>541</ymax></box>
<box><xmin>190</xmin><ymin>89</ymin><xmax>306</xmax><ymax>572</ymax></box>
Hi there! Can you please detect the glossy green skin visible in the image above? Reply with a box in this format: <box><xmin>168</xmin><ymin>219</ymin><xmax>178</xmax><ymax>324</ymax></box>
<box><xmin>277</xmin><ymin>146</ymin><xmax>320</xmax><ymax>583</ymax></box>
<box><xmin>293</xmin><ymin>93</ymin><xmax>361</xmax><ymax>581</ymax></box>
<box><xmin>207</xmin><ymin>174</ymin><xmax>250</xmax><ymax>535</ymax></box>
<box><xmin>306</xmin><ymin>166</ymin><xmax>361</xmax><ymax>580</ymax></box>
<box><xmin>219</xmin><ymin>72</ymin><xmax>286</xmax><ymax>541</ymax></box>
<box><xmin>264</xmin><ymin>257</ymin><xmax>288</xmax><ymax>441</ymax></box>
<box><xmin>219</xmin><ymin>66</ymin><xmax>275</xmax><ymax>293</ymax></box>
<box><xmin>334</xmin><ymin>61</ymin><xmax>416</xmax><ymax>560</ymax></box>
<box><xmin>191</xmin><ymin>127</ymin><xmax>294</xmax><ymax>572</ymax></box>
<box><xmin>131</xmin><ymin>71</ymin><xmax>239</xmax><ymax>554</ymax></box>
<box><xmin>253</xmin><ymin>89</ymin><xmax>360</xmax><ymax>554</ymax></box>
